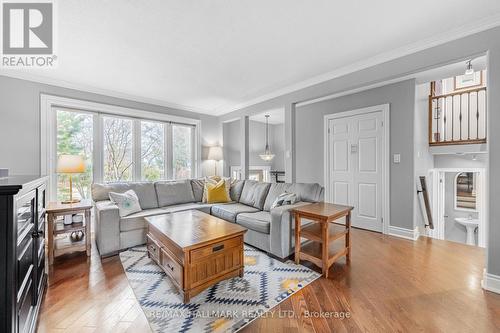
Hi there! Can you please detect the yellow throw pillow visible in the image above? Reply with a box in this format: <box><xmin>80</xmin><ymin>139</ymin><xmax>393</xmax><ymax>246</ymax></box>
<box><xmin>206</xmin><ymin>180</ymin><xmax>231</xmax><ymax>203</ymax></box>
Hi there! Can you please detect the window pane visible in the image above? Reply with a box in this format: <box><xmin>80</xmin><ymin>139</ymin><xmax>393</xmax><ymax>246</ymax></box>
<box><xmin>141</xmin><ymin>121</ymin><xmax>164</xmax><ymax>181</ymax></box>
<box><xmin>172</xmin><ymin>125</ymin><xmax>193</xmax><ymax>179</ymax></box>
<box><xmin>56</xmin><ymin>110</ymin><xmax>93</xmax><ymax>201</ymax></box>
<box><xmin>103</xmin><ymin>116</ymin><xmax>133</xmax><ymax>182</ymax></box>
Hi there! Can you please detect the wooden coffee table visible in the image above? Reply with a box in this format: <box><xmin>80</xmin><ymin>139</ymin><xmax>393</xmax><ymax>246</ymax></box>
<box><xmin>145</xmin><ymin>210</ymin><xmax>247</xmax><ymax>303</ymax></box>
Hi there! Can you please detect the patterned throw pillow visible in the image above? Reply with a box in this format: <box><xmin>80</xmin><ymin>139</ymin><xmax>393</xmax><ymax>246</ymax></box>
<box><xmin>108</xmin><ymin>189</ymin><xmax>142</xmax><ymax>217</ymax></box>
<box><xmin>270</xmin><ymin>192</ymin><xmax>297</xmax><ymax>209</ymax></box>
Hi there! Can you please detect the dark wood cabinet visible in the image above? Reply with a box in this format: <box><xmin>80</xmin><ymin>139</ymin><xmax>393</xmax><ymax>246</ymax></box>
<box><xmin>1</xmin><ymin>176</ymin><xmax>47</xmax><ymax>333</ymax></box>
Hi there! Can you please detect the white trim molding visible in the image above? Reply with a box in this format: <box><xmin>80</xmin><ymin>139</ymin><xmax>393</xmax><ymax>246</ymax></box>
<box><xmin>482</xmin><ymin>269</ymin><xmax>500</xmax><ymax>294</ymax></box>
<box><xmin>389</xmin><ymin>226</ymin><xmax>421</xmax><ymax>241</ymax></box>
<box><xmin>324</xmin><ymin>104</ymin><xmax>390</xmax><ymax>235</ymax></box>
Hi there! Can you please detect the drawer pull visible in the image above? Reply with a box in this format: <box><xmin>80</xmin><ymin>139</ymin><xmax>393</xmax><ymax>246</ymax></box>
<box><xmin>212</xmin><ymin>244</ymin><xmax>224</xmax><ymax>252</ymax></box>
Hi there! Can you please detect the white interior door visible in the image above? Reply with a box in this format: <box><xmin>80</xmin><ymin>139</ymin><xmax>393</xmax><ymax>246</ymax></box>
<box><xmin>328</xmin><ymin>110</ymin><xmax>384</xmax><ymax>232</ymax></box>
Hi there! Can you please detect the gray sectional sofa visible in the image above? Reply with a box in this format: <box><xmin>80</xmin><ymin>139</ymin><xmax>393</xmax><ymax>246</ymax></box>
<box><xmin>92</xmin><ymin>179</ymin><xmax>323</xmax><ymax>259</ymax></box>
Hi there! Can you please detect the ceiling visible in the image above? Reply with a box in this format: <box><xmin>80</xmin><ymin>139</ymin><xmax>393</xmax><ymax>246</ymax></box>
<box><xmin>3</xmin><ymin>1</ymin><xmax>500</xmax><ymax>116</ymax></box>
<box><xmin>250</xmin><ymin>108</ymin><xmax>285</xmax><ymax>125</ymax></box>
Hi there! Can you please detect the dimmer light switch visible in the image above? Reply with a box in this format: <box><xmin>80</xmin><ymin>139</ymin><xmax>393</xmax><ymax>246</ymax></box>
<box><xmin>393</xmin><ymin>154</ymin><xmax>401</xmax><ymax>164</ymax></box>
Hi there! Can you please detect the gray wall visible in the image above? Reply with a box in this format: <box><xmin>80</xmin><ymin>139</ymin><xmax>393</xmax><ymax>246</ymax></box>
<box><xmin>444</xmin><ymin>172</ymin><xmax>479</xmax><ymax>245</ymax></box>
<box><xmin>223</xmin><ymin>119</ymin><xmax>285</xmax><ymax>174</ymax></box>
<box><xmin>0</xmin><ymin>75</ymin><xmax>221</xmax><ymax>177</ymax></box>
<box><xmin>295</xmin><ymin>79</ymin><xmax>416</xmax><ymax>230</ymax></box>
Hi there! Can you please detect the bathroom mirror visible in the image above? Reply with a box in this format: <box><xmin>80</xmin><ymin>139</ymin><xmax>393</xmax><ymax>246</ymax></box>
<box><xmin>455</xmin><ymin>172</ymin><xmax>477</xmax><ymax>211</ymax></box>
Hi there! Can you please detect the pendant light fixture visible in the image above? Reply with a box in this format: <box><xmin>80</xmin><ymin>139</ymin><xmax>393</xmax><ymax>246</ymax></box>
<box><xmin>465</xmin><ymin>60</ymin><xmax>474</xmax><ymax>76</ymax></box>
<box><xmin>259</xmin><ymin>115</ymin><xmax>275</xmax><ymax>161</ymax></box>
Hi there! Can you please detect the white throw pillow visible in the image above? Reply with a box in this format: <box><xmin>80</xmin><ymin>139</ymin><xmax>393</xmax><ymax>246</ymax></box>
<box><xmin>109</xmin><ymin>189</ymin><xmax>142</xmax><ymax>217</ymax></box>
<box><xmin>270</xmin><ymin>192</ymin><xmax>297</xmax><ymax>209</ymax></box>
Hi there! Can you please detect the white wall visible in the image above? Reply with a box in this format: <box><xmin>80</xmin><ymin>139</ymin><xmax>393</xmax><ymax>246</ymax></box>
<box><xmin>414</xmin><ymin>83</ymin><xmax>435</xmax><ymax>231</ymax></box>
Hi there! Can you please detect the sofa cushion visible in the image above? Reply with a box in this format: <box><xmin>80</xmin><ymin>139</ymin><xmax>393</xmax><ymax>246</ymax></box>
<box><xmin>119</xmin><ymin>208</ymin><xmax>166</xmax><ymax>232</ymax></box>
<box><xmin>211</xmin><ymin>203</ymin><xmax>259</xmax><ymax>223</ymax></box>
<box><xmin>119</xmin><ymin>203</ymin><xmax>217</xmax><ymax>232</ymax></box>
<box><xmin>230</xmin><ymin>179</ymin><xmax>245</xmax><ymax>202</ymax></box>
<box><xmin>92</xmin><ymin>182</ymin><xmax>159</xmax><ymax>209</ymax></box>
<box><xmin>236</xmin><ymin>211</ymin><xmax>271</xmax><ymax>234</ymax></box>
<box><xmin>238</xmin><ymin>180</ymin><xmax>271</xmax><ymax>210</ymax></box>
<box><xmin>263</xmin><ymin>183</ymin><xmax>323</xmax><ymax>210</ymax></box>
<box><xmin>155</xmin><ymin>180</ymin><xmax>195</xmax><ymax>207</ymax></box>
<box><xmin>190</xmin><ymin>179</ymin><xmax>205</xmax><ymax>202</ymax></box>
<box><xmin>161</xmin><ymin>202</ymin><xmax>216</xmax><ymax>214</ymax></box>
<box><xmin>263</xmin><ymin>183</ymin><xmax>295</xmax><ymax>211</ymax></box>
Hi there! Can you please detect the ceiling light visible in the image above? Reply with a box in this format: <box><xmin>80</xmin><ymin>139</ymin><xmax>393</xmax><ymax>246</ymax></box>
<box><xmin>259</xmin><ymin>115</ymin><xmax>275</xmax><ymax>161</ymax></box>
<box><xmin>465</xmin><ymin>60</ymin><xmax>474</xmax><ymax>76</ymax></box>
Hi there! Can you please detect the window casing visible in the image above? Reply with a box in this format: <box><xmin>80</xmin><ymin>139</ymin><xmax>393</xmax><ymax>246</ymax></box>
<box><xmin>43</xmin><ymin>94</ymin><xmax>200</xmax><ymax>201</ymax></box>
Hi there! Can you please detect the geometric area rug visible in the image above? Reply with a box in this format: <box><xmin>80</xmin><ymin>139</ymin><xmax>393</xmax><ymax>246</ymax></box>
<box><xmin>119</xmin><ymin>245</ymin><xmax>321</xmax><ymax>333</ymax></box>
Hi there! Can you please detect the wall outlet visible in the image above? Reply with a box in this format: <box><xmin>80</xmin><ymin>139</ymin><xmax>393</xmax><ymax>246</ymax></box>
<box><xmin>393</xmin><ymin>154</ymin><xmax>401</xmax><ymax>164</ymax></box>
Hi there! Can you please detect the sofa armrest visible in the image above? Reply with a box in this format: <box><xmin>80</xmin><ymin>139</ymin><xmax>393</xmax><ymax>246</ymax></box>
<box><xmin>269</xmin><ymin>201</ymin><xmax>311</xmax><ymax>259</ymax></box>
<box><xmin>94</xmin><ymin>200</ymin><xmax>121</xmax><ymax>257</ymax></box>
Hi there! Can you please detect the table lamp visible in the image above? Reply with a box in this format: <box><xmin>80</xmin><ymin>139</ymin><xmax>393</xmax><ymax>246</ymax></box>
<box><xmin>207</xmin><ymin>146</ymin><xmax>223</xmax><ymax>176</ymax></box>
<box><xmin>57</xmin><ymin>154</ymin><xmax>85</xmax><ymax>203</ymax></box>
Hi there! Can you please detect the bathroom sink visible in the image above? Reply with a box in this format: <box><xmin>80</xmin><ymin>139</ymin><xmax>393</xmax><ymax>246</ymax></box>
<box><xmin>455</xmin><ymin>218</ymin><xmax>479</xmax><ymax>245</ymax></box>
<box><xmin>455</xmin><ymin>217</ymin><xmax>479</xmax><ymax>227</ymax></box>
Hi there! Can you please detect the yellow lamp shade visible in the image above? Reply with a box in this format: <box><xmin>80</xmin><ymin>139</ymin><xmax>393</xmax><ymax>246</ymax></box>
<box><xmin>57</xmin><ymin>155</ymin><xmax>85</xmax><ymax>173</ymax></box>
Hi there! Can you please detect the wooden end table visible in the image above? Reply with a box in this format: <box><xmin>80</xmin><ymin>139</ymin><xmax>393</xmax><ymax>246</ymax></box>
<box><xmin>46</xmin><ymin>200</ymin><xmax>92</xmax><ymax>265</ymax></box>
<box><xmin>293</xmin><ymin>202</ymin><xmax>353</xmax><ymax>278</ymax></box>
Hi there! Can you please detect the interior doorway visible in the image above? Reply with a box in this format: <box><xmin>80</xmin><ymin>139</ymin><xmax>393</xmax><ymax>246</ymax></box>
<box><xmin>324</xmin><ymin>104</ymin><xmax>390</xmax><ymax>233</ymax></box>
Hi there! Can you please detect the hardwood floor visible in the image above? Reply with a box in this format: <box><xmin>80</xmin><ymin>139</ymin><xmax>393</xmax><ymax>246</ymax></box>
<box><xmin>38</xmin><ymin>229</ymin><xmax>500</xmax><ymax>333</ymax></box>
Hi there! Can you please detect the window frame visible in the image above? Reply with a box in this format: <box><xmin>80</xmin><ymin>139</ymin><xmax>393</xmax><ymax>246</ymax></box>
<box><xmin>41</xmin><ymin>94</ymin><xmax>201</xmax><ymax>201</ymax></box>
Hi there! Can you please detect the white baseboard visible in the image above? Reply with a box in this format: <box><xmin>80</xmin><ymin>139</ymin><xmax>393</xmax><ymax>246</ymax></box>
<box><xmin>482</xmin><ymin>269</ymin><xmax>500</xmax><ymax>294</ymax></box>
<box><xmin>388</xmin><ymin>226</ymin><xmax>420</xmax><ymax>241</ymax></box>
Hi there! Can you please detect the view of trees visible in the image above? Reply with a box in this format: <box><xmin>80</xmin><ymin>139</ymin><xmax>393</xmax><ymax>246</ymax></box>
<box><xmin>56</xmin><ymin>110</ymin><xmax>93</xmax><ymax>201</ymax></box>
<box><xmin>141</xmin><ymin>121</ymin><xmax>164</xmax><ymax>180</ymax></box>
<box><xmin>57</xmin><ymin>111</ymin><xmax>195</xmax><ymax>194</ymax></box>
<box><xmin>103</xmin><ymin>117</ymin><xmax>133</xmax><ymax>181</ymax></box>
<box><xmin>173</xmin><ymin>125</ymin><xmax>192</xmax><ymax>179</ymax></box>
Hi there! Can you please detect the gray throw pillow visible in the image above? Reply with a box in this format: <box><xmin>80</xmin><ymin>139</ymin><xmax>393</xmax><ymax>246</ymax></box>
<box><xmin>109</xmin><ymin>189</ymin><xmax>142</xmax><ymax>217</ymax></box>
<box><xmin>270</xmin><ymin>192</ymin><xmax>297</xmax><ymax>209</ymax></box>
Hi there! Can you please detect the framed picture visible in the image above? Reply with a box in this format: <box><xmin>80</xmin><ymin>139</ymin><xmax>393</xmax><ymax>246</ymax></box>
<box><xmin>454</xmin><ymin>71</ymin><xmax>483</xmax><ymax>91</ymax></box>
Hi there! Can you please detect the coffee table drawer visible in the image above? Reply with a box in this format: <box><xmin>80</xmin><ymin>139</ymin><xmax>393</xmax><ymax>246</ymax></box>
<box><xmin>160</xmin><ymin>247</ymin><xmax>183</xmax><ymax>287</ymax></box>
<box><xmin>146</xmin><ymin>234</ymin><xmax>160</xmax><ymax>262</ymax></box>
<box><xmin>190</xmin><ymin>236</ymin><xmax>242</xmax><ymax>263</ymax></box>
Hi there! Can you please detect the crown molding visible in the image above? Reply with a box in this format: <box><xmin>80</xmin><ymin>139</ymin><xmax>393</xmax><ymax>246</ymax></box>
<box><xmin>214</xmin><ymin>13</ymin><xmax>500</xmax><ymax>114</ymax></box>
<box><xmin>3</xmin><ymin>13</ymin><xmax>500</xmax><ymax>117</ymax></box>
<box><xmin>0</xmin><ymin>70</ymin><xmax>214</xmax><ymax>115</ymax></box>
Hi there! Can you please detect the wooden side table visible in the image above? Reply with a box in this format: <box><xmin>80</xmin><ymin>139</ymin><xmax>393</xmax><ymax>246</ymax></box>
<box><xmin>46</xmin><ymin>200</ymin><xmax>92</xmax><ymax>265</ymax></box>
<box><xmin>293</xmin><ymin>202</ymin><xmax>353</xmax><ymax>278</ymax></box>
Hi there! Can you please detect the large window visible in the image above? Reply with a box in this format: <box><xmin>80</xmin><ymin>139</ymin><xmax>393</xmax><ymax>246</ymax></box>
<box><xmin>141</xmin><ymin>121</ymin><xmax>165</xmax><ymax>181</ymax></box>
<box><xmin>172</xmin><ymin>124</ymin><xmax>193</xmax><ymax>179</ymax></box>
<box><xmin>103</xmin><ymin>116</ymin><xmax>133</xmax><ymax>182</ymax></box>
<box><xmin>56</xmin><ymin>110</ymin><xmax>93</xmax><ymax>201</ymax></box>
<box><xmin>52</xmin><ymin>106</ymin><xmax>197</xmax><ymax>199</ymax></box>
